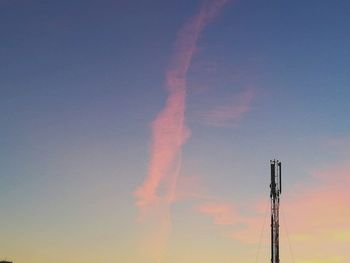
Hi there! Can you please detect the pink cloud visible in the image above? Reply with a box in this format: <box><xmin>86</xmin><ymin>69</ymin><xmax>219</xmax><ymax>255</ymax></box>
<box><xmin>269</xmin><ymin>163</ymin><xmax>350</xmax><ymax>261</ymax></box>
<box><xmin>173</xmin><ymin>175</ymin><xmax>210</xmax><ymax>202</ymax></box>
<box><xmin>198</xmin><ymin>88</ymin><xmax>255</xmax><ymax>127</ymax></box>
<box><xmin>196</xmin><ymin>202</ymin><xmax>241</xmax><ymax>225</ymax></box>
<box><xmin>133</xmin><ymin>1</ymin><xmax>229</xmax><ymax>262</ymax></box>
<box><xmin>194</xmin><ymin>199</ymin><xmax>269</xmax><ymax>244</ymax></box>
<box><xmin>194</xmin><ymin>161</ymin><xmax>350</xmax><ymax>257</ymax></box>
<box><xmin>134</xmin><ymin>0</ymin><xmax>229</xmax><ymax>213</ymax></box>
<box><xmin>284</xmin><ymin>163</ymin><xmax>350</xmax><ymax>237</ymax></box>
<box><xmin>235</xmin><ymin>163</ymin><xmax>350</xmax><ymax>246</ymax></box>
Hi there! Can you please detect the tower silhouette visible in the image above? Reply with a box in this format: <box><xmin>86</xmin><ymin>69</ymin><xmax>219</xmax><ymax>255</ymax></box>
<box><xmin>270</xmin><ymin>160</ymin><xmax>282</xmax><ymax>263</ymax></box>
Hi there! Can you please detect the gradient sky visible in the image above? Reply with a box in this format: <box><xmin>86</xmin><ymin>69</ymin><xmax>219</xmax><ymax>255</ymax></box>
<box><xmin>1</xmin><ymin>0</ymin><xmax>350</xmax><ymax>263</ymax></box>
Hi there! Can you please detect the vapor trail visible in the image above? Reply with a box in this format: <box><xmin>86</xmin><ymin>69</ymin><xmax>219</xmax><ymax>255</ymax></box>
<box><xmin>135</xmin><ymin>0</ymin><xmax>229</xmax><ymax>212</ymax></box>
<box><xmin>134</xmin><ymin>0</ymin><xmax>229</xmax><ymax>261</ymax></box>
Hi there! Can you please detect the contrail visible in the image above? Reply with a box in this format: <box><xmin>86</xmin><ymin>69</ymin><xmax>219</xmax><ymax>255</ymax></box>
<box><xmin>135</xmin><ymin>0</ymin><xmax>229</xmax><ymax>211</ymax></box>
<box><xmin>134</xmin><ymin>0</ymin><xmax>229</xmax><ymax>261</ymax></box>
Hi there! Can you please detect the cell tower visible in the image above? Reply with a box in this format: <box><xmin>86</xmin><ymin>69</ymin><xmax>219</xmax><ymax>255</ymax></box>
<box><xmin>270</xmin><ymin>160</ymin><xmax>282</xmax><ymax>263</ymax></box>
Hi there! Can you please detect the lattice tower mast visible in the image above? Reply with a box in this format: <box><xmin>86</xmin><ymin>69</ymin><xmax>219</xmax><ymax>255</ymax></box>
<box><xmin>270</xmin><ymin>160</ymin><xmax>282</xmax><ymax>263</ymax></box>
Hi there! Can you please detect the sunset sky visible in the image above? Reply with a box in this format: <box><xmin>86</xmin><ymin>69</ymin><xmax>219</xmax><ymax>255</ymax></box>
<box><xmin>0</xmin><ymin>0</ymin><xmax>349</xmax><ymax>263</ymax></box>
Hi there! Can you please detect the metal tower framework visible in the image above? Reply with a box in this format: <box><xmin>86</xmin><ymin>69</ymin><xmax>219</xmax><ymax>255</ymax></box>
<box><xmin>270</xmin><ymin>160</ymin><xmax>282</xmax><ymax>263</ymax></box>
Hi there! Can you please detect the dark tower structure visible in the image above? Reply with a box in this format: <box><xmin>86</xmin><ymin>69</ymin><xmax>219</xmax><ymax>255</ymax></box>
<box><xmin>270</xmin><ymin>160</ymin><xmax>282</xmax><ymax>263</ymax></box>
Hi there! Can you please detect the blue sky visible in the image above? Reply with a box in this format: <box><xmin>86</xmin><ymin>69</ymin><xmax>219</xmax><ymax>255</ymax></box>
<box><xmin>0</xmin><ymin>1</ymin><xmax>350</xmax><ymax>262</ymax></box>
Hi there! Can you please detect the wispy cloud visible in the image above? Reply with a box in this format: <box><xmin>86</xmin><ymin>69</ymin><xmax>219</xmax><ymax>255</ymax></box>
<box><xmin>196</xmin><ymin>202</ymin><xmax>241</xmax><ymax>225</ymax></box>
<box><xmin>134</xmin><ymin>1</ymin><xmax>229</xmax><ymax>262</ymax></box>
<box><xmin>198</xmin><ymin>88</ymin><xmax>255</xmax><ymax>127</ymax></box>
<box><xmin>194</xmin><ymin>160</ymin><xmax>350</xmax><ymax>259</ymax></box>
<box><xmin>134</xmin><ymin>0</ymin><xmax>229</xmax><ymax>213</ymax></box>
<box><xmin>248</xmin><ymin>163</ymin><xmax>349</xmax><ymax>247</ymax></box>
<box><xmin>285</xmin><ymin>163</ymin><xmax>350</xmax><ymax>242</ymax></box>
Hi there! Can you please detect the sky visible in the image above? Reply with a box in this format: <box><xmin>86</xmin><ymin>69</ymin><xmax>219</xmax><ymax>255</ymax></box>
<box><xmin>0</xmin><ymin>0</ymin><xmax>349</xmax><ymax>262</ymax></box>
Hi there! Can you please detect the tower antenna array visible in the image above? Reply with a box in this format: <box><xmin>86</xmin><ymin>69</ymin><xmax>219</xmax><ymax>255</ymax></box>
<box><xmin>270</xmin><ymin>160</ymin><xmax>282</xmax><ymax>263</ymax></box>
